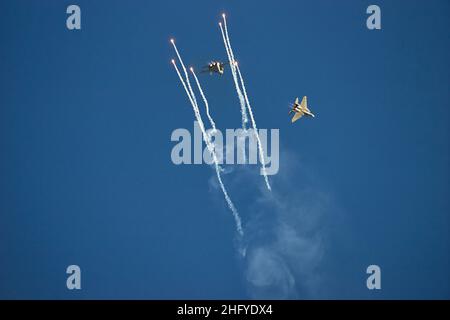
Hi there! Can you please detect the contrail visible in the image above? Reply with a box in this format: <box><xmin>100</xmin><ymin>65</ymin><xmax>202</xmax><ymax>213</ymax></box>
<box><xmin>171</xmin><ymin>59</ymin><xmax>196</xmax><ymax>110</ymax></box>
<box><xmin>222</xmin><ymin>14</ymin><xmax>238</xmax><ymax>73</ymax></box>
<box><xmin>171</xmin><ymin>39</ymin><xmax>198</xmax><ymax>110</ymax></box>
<box><xmin>236</xmin><ymin>63</ymin><xmax>271</xmax><ymax>191</ymax></box>
<box><xmin>190</xmin><ymin>67</ymin><xmax>216</xmax><ymax>132</ymax></box>
<box><xmin>220</xmin><ymin>15</ymin><xmax>271</xmax><ymax>191</ymax></box>
<box><xmin>219</xmin><ymin>21</ymin><xmax>248</xmax><ymax>130</ymax></box>
<box><xmin>172</xmin><ymin>59</ymin><xmax>244</xmax><ymax>236</ymax></box>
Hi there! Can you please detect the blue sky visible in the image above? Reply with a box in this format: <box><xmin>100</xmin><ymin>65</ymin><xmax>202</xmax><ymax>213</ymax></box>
<box><xmin>0</xmin><ymin>0</ymin><xmax>449</xmax><ymax>299</ymax></box>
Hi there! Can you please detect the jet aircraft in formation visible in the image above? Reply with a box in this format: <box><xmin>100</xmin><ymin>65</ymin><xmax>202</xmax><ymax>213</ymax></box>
<box><xmin>201</xmin><ymin>61</ymin><xmax>227</xmax><ymax>75</ymax></box>
<box><xmin>289</xmin><ymin>96</ymin><xmax>315</xmax><ymax>123</ymax></box>
<box><xmin>199</xmin><ymin>58</ymin><xmax>316</xmax><ymax>123</ymax></box>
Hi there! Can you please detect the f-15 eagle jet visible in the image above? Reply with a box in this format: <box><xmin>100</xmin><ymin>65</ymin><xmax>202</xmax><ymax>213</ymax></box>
<box><xmin>201</xmin><ymin>61</ymin><xmax>226</xmax><ymax>75</ymax></box>
<box><xmin>289</xmin><ymin>96</ymin><xmax>315</xmax><ymax>123</ymax></box>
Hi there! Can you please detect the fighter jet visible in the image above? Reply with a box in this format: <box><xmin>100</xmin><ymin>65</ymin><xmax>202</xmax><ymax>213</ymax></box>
<box><xmin>289</xmin><ymin>96</ymin><xmax>315</xmax><ymax>123</ymax></box>
<box><xmin>201</xmin><ymin>61</ymin><xmax>226</xmax><ymax>75</ymax></box>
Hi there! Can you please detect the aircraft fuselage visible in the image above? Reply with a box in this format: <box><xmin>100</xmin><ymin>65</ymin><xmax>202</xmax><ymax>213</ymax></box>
<box><xmin>293</xmin><ymin>104</ymin><xmax>314</xmax><ymax>117</ymax></box>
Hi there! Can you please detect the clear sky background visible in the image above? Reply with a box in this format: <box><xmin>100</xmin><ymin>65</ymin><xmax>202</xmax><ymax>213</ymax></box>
<box><xmin>0</xmin><ymin>0</ymin><xmax>449</xmax><ymax>299</ymax></box>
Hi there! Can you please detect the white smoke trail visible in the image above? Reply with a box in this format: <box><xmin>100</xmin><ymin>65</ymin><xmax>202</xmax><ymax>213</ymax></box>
<box><xmin>172</xmin><ymin>59</ymin><xmax>244</xmax><ymax>237</ymax></box>
<box><xmin>171</xmin><ymin>39</ymin><xmax>198</xmax><ymax>110</ymax></box>
<box><xmin>219</xmin><ymin>15</ymin><xmax>271</xmax><ymax>191</ymax></box>
<box><xmin>190</xmin><ymin>68</ymin><xmax>216</xmax><ymax>132</ymax></box>
<box><xmin>219</xmin><ymin>22</ymin><xmax>248</xmax><ymax>129</ymax></box>
<box><xmin>235</xmin><ymin>64</ymin><xmax>271</xmax><ymax>191</ymax></box>
<box><xmin>171</xmin><ymin>59</ymin><xmax>196</xmax><ymax>109</ymax></box>
<box><xmin>222</xmin><ymin>14</ymin><xmax>238</xmax><ymax>73</ymax></box>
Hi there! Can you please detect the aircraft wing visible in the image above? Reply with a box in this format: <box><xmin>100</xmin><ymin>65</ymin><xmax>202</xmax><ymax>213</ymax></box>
<box><xmin>301</xmin><ymin>96</ymin><xmax>307</xmax><ymax>109</ymax></box>
<box><xmin>291</xmin><ymin>111</ymin><xmax>303</xmax><ymax>123</ymax></box>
